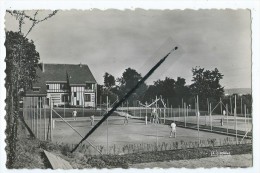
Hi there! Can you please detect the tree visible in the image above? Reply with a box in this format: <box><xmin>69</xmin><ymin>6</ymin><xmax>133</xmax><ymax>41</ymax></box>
<box><xmin>5</xmin><ymin>31</ymin><xmax>40</xmax><ymax>168</ymax></box>
<box><xmin>190</xmin><ymin>67</ymin><xmax>224</xmax><ymax>110</ymax></box>
<box><xmin>142</xmin><ymin>77</ymin><xmax>190</xmax><ymax>107</ymax></box>
<box><xmin>5</xmin><ymin>10</ymin><xmax>58</xmax><ymax>168</ymax></box>
<box><xmin>117</xmin><ymin>68</ymin><xmax>147</xmax><ymax>105</ymax></box>
<box><xmin>103</xmin><ymin>72</ymin><xmax>115</xmax><ymax>89</ymax></box>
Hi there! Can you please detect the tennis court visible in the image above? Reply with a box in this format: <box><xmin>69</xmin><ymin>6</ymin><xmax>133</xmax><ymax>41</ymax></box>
<box><xmin>50</xmin><ymin>113</ymin><xmax>251</xmax><ymax>155</ymax></box>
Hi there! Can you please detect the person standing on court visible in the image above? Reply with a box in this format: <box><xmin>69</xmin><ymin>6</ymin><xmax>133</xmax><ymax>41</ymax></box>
<box><xmin>124</xmin><ymin>113</ymin><xmax>129</xmax><ymax>125</ymax></box>
<box><xmin>169</xmin><ymin>121</ymin><xmax>176</xmax><ymax>138</ymax></box>
<box><xmin>90</xmin><ymin>115</ymin><xmax>95</xmax><ymax>126</ymax></box>
<box><xmin>72</xmin><ymin>109</ymin><xmax>77</xmax><ymax>120</ymax></box>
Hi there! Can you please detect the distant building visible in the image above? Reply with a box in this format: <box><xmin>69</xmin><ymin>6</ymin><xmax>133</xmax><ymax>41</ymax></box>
<box><xmin>224</xmin><ymin>88</ymin><xmax>251</xmax><ymax>96</ymax></box>
<box><xmin>25</xmin><ymin>63</ymin><xmax>97</xmax><ymax>108</ymax></box>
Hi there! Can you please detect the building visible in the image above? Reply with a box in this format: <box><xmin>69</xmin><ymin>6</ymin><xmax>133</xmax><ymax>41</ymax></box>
<box><xmin>25</xmin><ymin>63</ymin><xmax>97</xmax><ymax>108</ymax></box>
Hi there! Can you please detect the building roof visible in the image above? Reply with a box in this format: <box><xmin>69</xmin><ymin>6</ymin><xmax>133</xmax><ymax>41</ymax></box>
<box><xmin>25</xmin><ymin>63</ymin><xmax>97</xmax><ymax>96</ymax></box>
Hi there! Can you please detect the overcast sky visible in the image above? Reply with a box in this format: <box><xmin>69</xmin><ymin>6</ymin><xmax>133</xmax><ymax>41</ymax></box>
<box><xmin>5</xmin><ymin>9</ymin><xmax>251</xmax><ymax>89</ymax></box>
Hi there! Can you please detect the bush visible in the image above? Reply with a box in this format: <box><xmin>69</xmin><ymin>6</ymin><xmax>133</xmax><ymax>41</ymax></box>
<box><xmin>87</xmin><ymin>158</ymin><xmax>107</xmax><ymax>168</ymax></box>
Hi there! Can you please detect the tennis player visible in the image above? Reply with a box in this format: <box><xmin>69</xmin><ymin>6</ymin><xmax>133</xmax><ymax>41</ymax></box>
<box><xmin>169</xmin><ymin>122</ymin><xmax>176</xmax><ymax>138</ymax></box>
<box><xmin>72</xmin><ymin>110</ymin><xmax>77</xmax><ymax>120</ymax></box>
<box><xmin>90</xmin><ymin>115</ymin><xmax>95</xmax><ymax>126</ymax></box>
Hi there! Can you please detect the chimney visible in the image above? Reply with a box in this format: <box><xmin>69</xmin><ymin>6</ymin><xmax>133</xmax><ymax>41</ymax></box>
<box><xmin>42</xmin><ymin>62</ymin><xmax>45</xmax><ymax>72</ymax></box>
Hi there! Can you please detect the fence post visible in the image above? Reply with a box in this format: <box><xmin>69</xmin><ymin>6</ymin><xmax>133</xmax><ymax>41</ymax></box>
<box><xmin>33</xmin><ymin>97</ymin><xmax>35</xmax><ymax>135</ymax></box>
<box><xmin>226</xmin><ymin>104</ymin><xmax>229</xmax><ymax>135</ymax></box>
<box><xmin>207</xmin><ymin>98</ymin><xmax>209</xmax><ymax>116</ymax></box>
<box><xmin>36</xmin><ymin>97</ymin><xmax>38</xmax><ymax>138</ymax></box>
<box><xmin>178</xmin><ymin>105</ymin><xmax>180</xmax><ymax>121</ymax></box>
<box><xmin>40</xmin><ymin>97</ymin><xmax>42</xmax><ymax>139</ymax></box>
<box><xmin>139</xmin><ymin>103</ymin><xmax>142</xmax><ymax>118</ymax></box>
<box><xmin>64</xmin><ymin>95</ymin><xmax>66</xmax><ymax>118</ymax></box>
<box><xmin>220</xmin><ymin>98</ymin><xmax>222</xmax><ymax>114</ymax></box>
<box><xmin>44</xmin><ymin>97</ymin><xmax>46</xmax><ymax>140</ymax></box>
<box><xmin>187</xmin><ymin>105</ymin><xmax>189</xmax><ymax>125</ymax></box>
<box><xmin>127</xmin><ymin>101</ymin><xmax>129</xmax><ymax>114</ymax></box>
<box><xmin>100</xmin><ymin>95</ymin><xmax>102</xmax><ymax>116</ymax></box>
<box><xmin>164</xmin><ymin>107</ymin><xmax>166</xmax><ymax>124</ymax></box>
<box><xmin>241</xmin><ymin>97</ymin><xmax>243</xmax><ymax>116</ymax></box>
<box><xmin>184</xmin><ymin>102</ymin><xmax>186</xmax><ymax>127</ymax></box>
<box><xmin>244</xmin><ymin>104</ymin><xmax>247</xmax><ymax>132</ymax></box>
<box><xmin>210</xmin><ymin>103</ymin><xmax>212</xmax><ymax>131</ymax></box>
<box><xmin>230</xmin><ymin>96</ymin><xmax>233</xmax><ymax>115</ymax></box>
<box><xmin>50</xmin><ymin>98</ymin><xmax>53</xmax><ymax>141</ymax></box>
<box><xmin>106</xmin><ymin>96</ymin><xmax>109</xmax><ymax>154</ymax></box>
<box><xmin>83</xmin><ymin>91</ymin><xmax>84</xmax><ymax>117</ymax></box>
<box><xmin>235</xmin><ymin>95</ymin><xmax>237</xmax><ymax>144</ymax></box>
<box><xmin>197</xmin><ymin>95</ymin><xmax>200</xmax><ymax>144</ymax></box>
<box><xmin>171</xmin><ymin>105</ymin><xmax>174</xmax><ymax>122</ymax></box>
<box><xmin>133</xmin><ymin>101</ymin><xmax>135</xmax><ymax>117</ymax></box>
<box><xmin>145</xmin><ymin>102</ymin><xmax>148</xmax><ymax>122</ymax></box>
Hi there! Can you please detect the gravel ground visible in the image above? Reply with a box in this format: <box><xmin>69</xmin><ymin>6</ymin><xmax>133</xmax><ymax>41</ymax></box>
<box><xmin>130</xmin><ymin>154</ymin><xmax>252</xmax><ymax>168</ymax></box>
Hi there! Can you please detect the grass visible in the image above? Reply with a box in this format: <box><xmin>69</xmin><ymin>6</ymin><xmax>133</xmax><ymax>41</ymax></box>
<box><xmin>58</xmin><ymin>136</ymin><xmax>251</xmax><ymax>156</ymax></box>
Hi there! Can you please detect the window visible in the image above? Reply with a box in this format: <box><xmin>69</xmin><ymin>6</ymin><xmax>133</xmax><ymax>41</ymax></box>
<box><xmin>77</xmin><ymin>100</ymin><xmax>79</xmax><ymax>105</ymax></box>
<box><xmin>74</xmin><ymin>92</ymin><xmax>77</xmax><ymax>97</ymax></box>
<box><xmin>32</xmin><ymin>88</ymin><xmax>40</xmax><ymax>92</ymax></box>
<box><xmin>46</xmin><ymin>84</ymin><xmax>49</xmax><ymax>89</ymax></box>
<box><xmin>85</xmin><ymin>83</ymin><xmax>92</xmax><ymax>90</ymax></box>
<box><xmin>84</xmin><ymin>94</ymin><xmax>91</xmax><ymax>102</ymax></box>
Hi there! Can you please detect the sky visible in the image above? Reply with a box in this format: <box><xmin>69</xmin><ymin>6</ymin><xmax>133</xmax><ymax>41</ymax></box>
<box><xmin>4</xmin><ymin>9</ymin><xmax>252</xmax><ymax>89</ymax></box>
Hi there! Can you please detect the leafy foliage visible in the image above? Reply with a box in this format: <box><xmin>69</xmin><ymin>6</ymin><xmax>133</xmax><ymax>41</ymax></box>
<box><xmin>111</xmin><ymin>68</ymin><xmax>148</xmax><ymax>105</ymax></box>
<box><xmin>190</xmin><ymin>67</ymin><xmax>224</xmax><ymax>110</ymax></box>
<box><xmin>5</xmin><ymin>31</ymin><xmax>40</xmax><ymax>93</ymax></box>
<box><xmin>5</xmin><ymin>31</ymin><xmax>40</xmax><ymax>168</ymax></box>
<box><xmin>142</xmin><ymin>77</ymin><xmax>190</xmax><ymax>107</ymax></box>
<box><xmin>103</xmin><ymin>72</ymin><xmax>115</xmax><ymax>89</ymax></box>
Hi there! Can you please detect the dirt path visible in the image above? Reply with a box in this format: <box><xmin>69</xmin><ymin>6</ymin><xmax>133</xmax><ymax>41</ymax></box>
<box><xmin>130</xmin><ymin>154</ymin><xmax>252</xmax><ymax>168</ymax></box>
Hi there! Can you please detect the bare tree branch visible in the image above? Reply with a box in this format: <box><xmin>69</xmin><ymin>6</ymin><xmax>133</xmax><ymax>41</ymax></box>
<box><xmin>25</xmin><ymin>10</ymin><xmax>39</xmax><ymax>38</ymax></box>
<box><xmin>7</xmin><ymin>10</ymin><xmax>58</xmax><ymax>37</ymax></box>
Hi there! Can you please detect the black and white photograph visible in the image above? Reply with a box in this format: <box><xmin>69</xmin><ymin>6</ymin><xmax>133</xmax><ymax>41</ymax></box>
<box><xmin>0</xmin><ymin>1</ymin><xmax>259</xmax><ymax>172</ymax></box>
